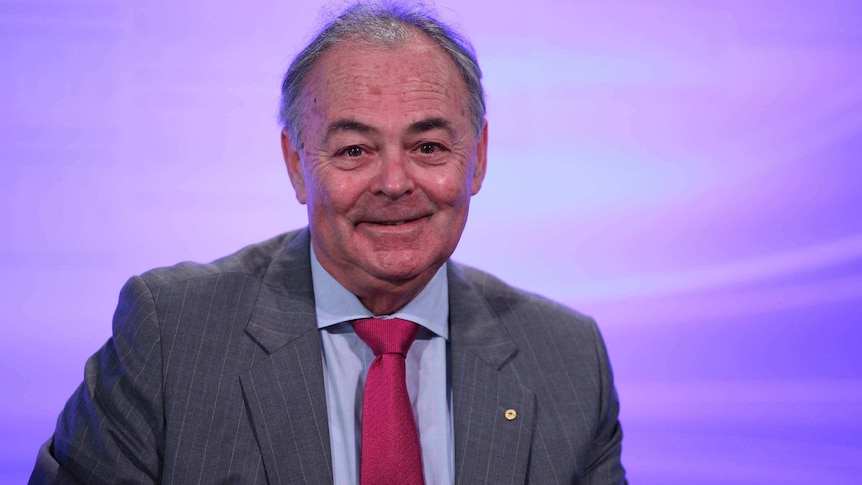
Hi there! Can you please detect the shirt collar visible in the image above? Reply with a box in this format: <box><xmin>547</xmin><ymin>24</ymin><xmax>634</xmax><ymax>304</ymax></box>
<box><xmin>310</xmin><ymin>245</ymin><xmax>449</xmax><ymax>340</ymax></box>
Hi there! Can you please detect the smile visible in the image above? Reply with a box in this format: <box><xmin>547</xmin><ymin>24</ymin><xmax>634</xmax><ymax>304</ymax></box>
<box><xmin>359</xmin><ymin>214</ymin><xmax>430</xmax><ymax>228</ymax></box>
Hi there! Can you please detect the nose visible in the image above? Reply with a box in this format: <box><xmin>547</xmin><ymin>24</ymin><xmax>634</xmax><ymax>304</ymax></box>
<box><xmin>373</xmin><ymin>151</ymin><xmax>414</xmax><ymax>199</ymax></box>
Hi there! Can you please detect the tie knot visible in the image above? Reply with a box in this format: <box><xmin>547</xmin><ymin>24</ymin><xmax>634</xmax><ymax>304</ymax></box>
<box><xmin>352</xmin><ymin>318</ymin><xmax>419</xmax><ymax>357</ymax></box>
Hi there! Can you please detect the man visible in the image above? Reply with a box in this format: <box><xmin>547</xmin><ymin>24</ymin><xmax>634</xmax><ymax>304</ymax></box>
<box><xmin>31</xmin><ymin>1</ymin><xmax>626</xmax><ymax>484</ymax></box>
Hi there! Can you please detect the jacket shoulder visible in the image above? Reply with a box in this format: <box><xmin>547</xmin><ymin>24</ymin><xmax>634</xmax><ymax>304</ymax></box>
<box><xmin>451</xmin><ymin>261</ymin><xmax>597</xmax><ymax>331</ymax></box>
<box><xmin>138</xmin><ymin>230</ymin><xmax>302</xmax><ymax>289</ymax></box>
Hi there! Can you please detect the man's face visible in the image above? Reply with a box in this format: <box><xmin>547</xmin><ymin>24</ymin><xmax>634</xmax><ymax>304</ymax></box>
<box><xmin>282</xmin><ymin>31</ymin><xmax>487</xmax><ymax>312</ymax></box>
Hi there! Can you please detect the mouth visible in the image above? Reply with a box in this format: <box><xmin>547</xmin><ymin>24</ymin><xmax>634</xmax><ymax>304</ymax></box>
<box><xmin>359</xmin><ymin>215</ymin><xmax>430</xmax><ymax>227</ymax></box>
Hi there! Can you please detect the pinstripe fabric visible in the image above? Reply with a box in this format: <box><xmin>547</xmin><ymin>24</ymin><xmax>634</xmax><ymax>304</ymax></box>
<box><xmin>448</xmin><ymin>264</ymin><xmax>626</xmax><ymax>484</ymax></box>
<box><xmin>31</xmin><ymin>228</ymin><xmax>625</xmax><ymax>484</ymax></box>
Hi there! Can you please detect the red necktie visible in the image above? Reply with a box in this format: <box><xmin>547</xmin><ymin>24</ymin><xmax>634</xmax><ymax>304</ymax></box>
<box><xmin>352</xmin><ymin>317</ymin><xmax>425</xmax><ymax>485</ymax></box>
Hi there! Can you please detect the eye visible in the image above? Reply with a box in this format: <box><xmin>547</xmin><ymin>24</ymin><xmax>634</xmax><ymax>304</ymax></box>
<box><xmin>345</xmin><ymin>146</ymin><xmax>364</xmax><ymax>157</ymax></box>
<box><xmin>418</xmin><ymin>143</ymin><xmax>440</xmax><ymax>154</ymax></box>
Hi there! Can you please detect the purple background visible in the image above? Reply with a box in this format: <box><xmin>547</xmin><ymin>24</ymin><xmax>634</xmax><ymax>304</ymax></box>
<box><xmin>3</xmin><ymin>1</ymin><xmax>861</xmax><ymax>483</ymax></box>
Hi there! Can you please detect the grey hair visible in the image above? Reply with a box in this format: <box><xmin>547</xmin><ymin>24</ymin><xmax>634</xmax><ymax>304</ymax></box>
<box><xmin>278</xmin><ymin>0</ymin><xmax>486</xmax><ymax>148</ymax></box>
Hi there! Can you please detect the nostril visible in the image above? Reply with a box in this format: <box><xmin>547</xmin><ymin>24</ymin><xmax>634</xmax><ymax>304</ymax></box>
<box><xmin>375</xmin><ymin>158</ymin><xmax>414</xmax><ymax>198</ymax></box>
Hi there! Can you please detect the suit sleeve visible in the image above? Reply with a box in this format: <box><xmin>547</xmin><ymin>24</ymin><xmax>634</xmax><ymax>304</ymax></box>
<box><xmin>30</xmin><ymin>276</ymin><xmax>165</xmax><ymax>484</ymax></box>
<box><xmin>583</xmin><ymin>320</ymin><xmax>628</xmax><ymax>485</ymax></box>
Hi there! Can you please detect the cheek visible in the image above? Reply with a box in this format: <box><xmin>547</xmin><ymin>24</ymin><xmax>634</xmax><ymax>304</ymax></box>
<box><xmin>305</xmin><ymin>167</ymin><xmax>365</xmax><ymax>212</ymax></box>
<box><xmin>303</xmin><ymin>165</ymin><xmax>335</xmax><ymax>210</ymax></box>
<box><xmin>428</xmin><ymin>167</ymin><xmax>474</xmax><ymax>205</ymax></box>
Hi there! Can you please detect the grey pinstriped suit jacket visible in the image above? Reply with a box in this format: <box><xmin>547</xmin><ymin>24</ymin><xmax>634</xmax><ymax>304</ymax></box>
<box><xmin>32</xmin><ymin>228</ymin><xmax>626</xmax><ymax>484</ymax></box>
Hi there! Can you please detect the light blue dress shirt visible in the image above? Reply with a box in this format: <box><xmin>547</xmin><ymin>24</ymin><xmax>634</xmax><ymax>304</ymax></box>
<box><xmin>310</xmin><ymin>247</ymin><xmax>454</xmax><ymax>485</ymax></box>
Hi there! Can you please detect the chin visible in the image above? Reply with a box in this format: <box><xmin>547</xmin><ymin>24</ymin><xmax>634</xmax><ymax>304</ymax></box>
<box><xmin>365</xmin><ymin>251</ymin><xmax>440</xmax><ymax>283</ymax></box>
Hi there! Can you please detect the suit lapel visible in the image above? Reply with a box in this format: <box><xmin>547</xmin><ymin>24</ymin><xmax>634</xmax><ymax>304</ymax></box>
<box><xmin>448</xmin><ymin>264</ymin><xmax>535</xmax><ymax>485</ymax></box>
<box><xmin>240</xmin><ymin>230</ymin><xmax>334</xmax><ymax>485</ymax></box>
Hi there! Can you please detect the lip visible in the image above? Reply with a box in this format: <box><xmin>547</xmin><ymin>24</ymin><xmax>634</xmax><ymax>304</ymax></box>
<box><xmin>357</xmin><ymin>214</ymin><xmax>430</xmax><ymax>229</ymax></box>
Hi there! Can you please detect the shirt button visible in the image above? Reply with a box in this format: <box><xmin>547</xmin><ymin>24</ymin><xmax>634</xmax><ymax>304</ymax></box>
<box><xmin>504</xmin><ymin>409</ymin><xmax>517</xmax><ymax>421</ymax></box>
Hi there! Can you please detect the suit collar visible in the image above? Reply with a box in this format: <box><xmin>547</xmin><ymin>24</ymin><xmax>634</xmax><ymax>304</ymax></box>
<box><xmin>241</xmin><ymin>228</ymin><xmax>334</xmax><ymax>484</ymax></box>
<box><xmin>447</xmin><ymin>263</ymin><xmax>518</xmax><ymax>369</ymax></box>
<box><xmin>245</xmin><ymin>228</ymin><xmax>317</xmax><ymax>354</ymax></box>
<box><xmin>447</xmin><ymin>263</ymin><xmax>535</xmax><ymax>485</ymax></box>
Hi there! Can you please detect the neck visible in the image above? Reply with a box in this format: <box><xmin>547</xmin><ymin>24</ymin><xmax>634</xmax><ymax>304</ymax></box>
<box><xmin>358</xmin><ymin>286</ymin><xmax>424</xmax><ymax>316</ymax></box>
<box><xmin>311</xmin><ymin>243</ymin><xmax>443</xmax><ymax>317</ymax></box>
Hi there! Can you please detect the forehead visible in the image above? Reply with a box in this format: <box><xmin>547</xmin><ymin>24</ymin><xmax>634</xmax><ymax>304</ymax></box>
<box><xmin>299</xmin><ymin>31</ymin><xmax>470</xmax><ymax>129</ymax></box>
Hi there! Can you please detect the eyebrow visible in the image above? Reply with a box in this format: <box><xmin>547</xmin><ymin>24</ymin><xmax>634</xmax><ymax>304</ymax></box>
<box><xmin>325</xmin><ymin>119</ymin><xmax>378</xmax><ymax>140</ymax></box>
<box><xmin>407</xmin><ymin>117</ymin><xmax>456</xmax><ymax>138</ymax></box>
<box><xmin>323</xmin><ymin>117</ymin><xmax>458</xmax><ymax>144</ymax></box>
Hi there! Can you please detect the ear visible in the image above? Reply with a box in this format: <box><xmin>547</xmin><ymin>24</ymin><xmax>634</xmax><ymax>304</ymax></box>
<box><xmin>470</xmin><ymin>120</ymin><xmax>488</xmax><ymax>195</ymax></box>
<box><xmin>281</xmin><ymin>129</ymin><xmax>307</xmax><ymax>204</ymax></box>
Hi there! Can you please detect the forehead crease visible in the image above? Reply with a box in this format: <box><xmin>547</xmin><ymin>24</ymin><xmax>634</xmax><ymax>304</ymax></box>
<box><xmin>300</xmin><ymin>38</ymin><xmax>472</xmax><ymax>139</ymax></box>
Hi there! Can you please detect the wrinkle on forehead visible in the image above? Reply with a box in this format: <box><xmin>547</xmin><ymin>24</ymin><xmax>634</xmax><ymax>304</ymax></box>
<box><xmin>297</xmin><ymin>30</ymin><xmax>471</xmax><ymax>148</ymax></box>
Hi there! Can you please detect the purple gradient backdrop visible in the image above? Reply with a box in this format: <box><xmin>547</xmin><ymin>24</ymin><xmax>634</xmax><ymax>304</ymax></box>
<box><xmin>2</xmin><ymin>1</ymin><xmax>861</xmax><ymax>483</ymax></box>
